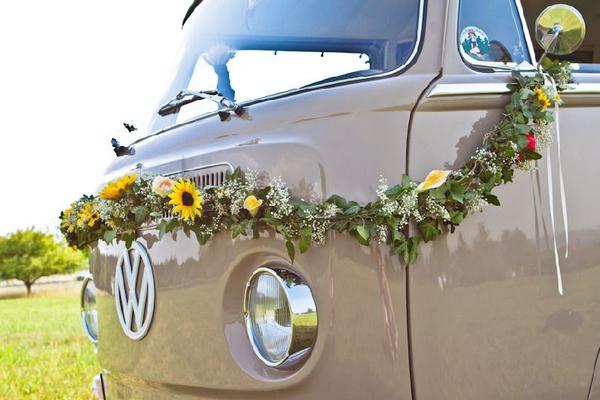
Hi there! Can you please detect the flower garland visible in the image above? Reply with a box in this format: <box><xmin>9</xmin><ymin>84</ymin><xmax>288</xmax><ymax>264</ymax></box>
<box><xmin>60</xmin><ymin>58</ymin><xmax>573</xmax><ymax>264</ymax></box>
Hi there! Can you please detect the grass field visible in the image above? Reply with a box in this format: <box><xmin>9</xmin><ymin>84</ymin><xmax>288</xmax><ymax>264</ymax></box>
<box><xmin>0</xmin><ymin>295</ymin><xmax>100</xmax><ymax>399</ymax></box>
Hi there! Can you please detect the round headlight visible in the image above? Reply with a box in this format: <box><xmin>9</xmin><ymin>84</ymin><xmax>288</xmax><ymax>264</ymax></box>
<box><xmin>243</xmin><ymin>267</ymin><xmax>317</xmax><ymax>368</ymax></box>
<box><xmin>80</xmin><ymin>275</ymin><xmax>98</xmax><ymax>344</ymax></box>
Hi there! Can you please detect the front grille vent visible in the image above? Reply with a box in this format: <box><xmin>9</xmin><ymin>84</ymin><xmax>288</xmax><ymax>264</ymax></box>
<box><xmin>161</xmin><ymin>163</ymin><xmax>233</xmax><ymax>219</ymax></box>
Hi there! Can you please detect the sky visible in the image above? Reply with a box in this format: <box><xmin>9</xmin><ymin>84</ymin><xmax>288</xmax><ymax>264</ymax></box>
<box><xmin>0</xmin><ymin>0</ymin><xmax>371</xmax><ymax>237</ymax></box>
<box><xmin>0</xmin><ymin>1</ymin><xmax>189</xmax><ymax>235</ymax></box>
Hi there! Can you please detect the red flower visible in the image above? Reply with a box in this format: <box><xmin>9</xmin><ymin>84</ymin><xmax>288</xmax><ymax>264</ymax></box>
<box><xmin>518</xmin><ymin>133</ymin><xmax>536</xmax><ymax>161</ymax></box>
<box><xmin>526</xmin><ymin>133</ymin><xmax>536</xmax><ymax>151</ymax></box>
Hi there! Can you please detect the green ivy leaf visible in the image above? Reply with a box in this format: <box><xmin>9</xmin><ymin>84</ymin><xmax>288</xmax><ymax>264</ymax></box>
<box><xmin>516</xmin><ymin>134</ymin><xmax>531</xmax><ymax>149</ymax></box>
<box><xmin>483</xmin><ymin>193</ymin><xmax>501</xmax><ymax>206</ymax></box>
<box><xmin>290</xmin><ymin>199</ymin><xmax>312</xmax><ymax>210</ymax></box>
<box><xmin>418</xmin><ymin>220</ymin><xmax>441</xmax><ymax>242</ymax></box>
<box><xmin>357</xmin><ymin>225</ymin><xmax>370</xmax><ymax>242</ymax></box>
<box><xmin>385</xmin><ymin>185</ymin><xmax>402</xmax><ymax>197</ymax></box>
<box><xmin>448</xmin><ymin>181</ymin><xmax>466</xmax><ymax>204</ymax></box>
<box><xmin>345</xmin><ymin>205</ymin><xmax>362</xmax><ymax>215</ymax></box>
<box><xmin>514</xmin><ymin>124</ymin><xmax>532</xmax><ymax>134</ymax></box>
<box><xmin>299</xmin><ymin>236</ymin><xmax>311</xmax><ymax>253</ymax></box>
<box><xmin>429</xmin><ymin>186</ymin><xmax>447</xmax><ymax>201</ymax></box>
<box><xmin>231</xmin><ymin>224</ymin><xmax>242</xmax><ymax>239</ymax></box>
<box><xmin>403</xmin><ymin>237</ymin><xmax>420</xmax><ymax>265</ymax></box>
<box><xmin>286</xmin><ymin>240</ymin><xmax>296</xmax><ymax>263</ymax></box>
<box><xmin>326</xmin><ymin>195</ymin><xmax>348</xmax><ymax>208</ymax></box>
<box><xmin>158</xmin><ymin>220</ymin><xmax>168</xmax><ymax>240</ymax></box>
<box><xmin>521</xmin><ymin>149</ymin><xmax>542</xmax><ymax>160</ymax></box>
<box><xmin>450</xmin><ymin>211</ymin><xmax>465</xmax><ymax>225</ymax></box>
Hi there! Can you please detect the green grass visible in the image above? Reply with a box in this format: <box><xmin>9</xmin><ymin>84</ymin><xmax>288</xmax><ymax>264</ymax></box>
<box><xmin>0</xmin><ymin>295</ymin><xmax>100</xmax><ymax>399</ymax></box>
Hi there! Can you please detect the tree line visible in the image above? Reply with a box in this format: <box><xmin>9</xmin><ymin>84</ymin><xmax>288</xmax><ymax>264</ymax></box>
<box><xmin>0</xmin><ymin>228</ymin><xmax>87</xmax><ymax>295</ymax></box>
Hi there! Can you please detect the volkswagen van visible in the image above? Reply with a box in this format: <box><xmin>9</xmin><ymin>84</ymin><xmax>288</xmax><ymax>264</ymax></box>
<box><xmin>80</xmin><ymin>0</ymin><xmax>600</xmax><ymax>398</ymax></box>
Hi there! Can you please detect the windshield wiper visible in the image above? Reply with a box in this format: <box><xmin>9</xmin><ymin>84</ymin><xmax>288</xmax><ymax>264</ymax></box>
<box><xmin>158</xmin><ymin>90</ymin><xmax>246</xmax><ymax>121</ymax></box>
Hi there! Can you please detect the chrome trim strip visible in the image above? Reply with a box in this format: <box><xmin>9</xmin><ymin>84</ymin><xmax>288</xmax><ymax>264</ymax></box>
<box><xmin>428</xmin><ymin>82</ymin><xmax>600</xmax><ymax>97</ymax></box>
<box><xmin>428</xmin><ymin>83</ymin><xmax>511</xmax><ymax>97</ymax></box>
<box><xmin>135</xmin><ymin>0</ymin><xmax>427</xmax><ymax>146</ymax></box>
<box><xmin>515</xmin><ymin>0</ymin><xmax>537</xmax><ymax>68</ymax></box>
<box><xmin>163</xmin><ymin>161</ymin><xmax>234</xmax><ymax>179</ymax></box>
<box><xmin>565</xmin><ymin>83</ymin><xmax>600</xmax><ymax>94</ymax></box>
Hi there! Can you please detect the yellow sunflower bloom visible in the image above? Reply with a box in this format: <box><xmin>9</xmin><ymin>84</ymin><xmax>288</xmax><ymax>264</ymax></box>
<box><xmin>61</xmin><ymin>204</ymin><xmax>76</xmax><ymax>232</ymax></box>
<box><xmin>168</xmin><ymin>178</ymin><xmax>203</xmax><ymax>222</ymax></box>
<box><xmin>77</xmin><ymin>203</ymin><xmax>101</xmax><ymax>228</ymax></box>
<box><xmin>100</xmin><ymin>173</ymin><xmax>138</xmax><ymax>200</ymax></box>
<box><xmin>534</xmin><ymin>88</ymin><xmax>551</xmax><ymax>110</ymax></box>
<box><xmin>243</xmin><ymin>195</ymin><xmax>263</xmax><ymax>217</ymax></box>
<box><xmin>417</xmin><ymin>170</ymin><xmax>452</xmax><ymax>192</ymax></box>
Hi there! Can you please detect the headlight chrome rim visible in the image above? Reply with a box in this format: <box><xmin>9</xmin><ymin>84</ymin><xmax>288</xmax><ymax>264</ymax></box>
<box><xmin>243</xmin><ymin>266</ymin><xmax>318</xmax><ymax>368</ymax></box>
<box><xmin>80</xmin><ymin>274</ymin><xmax>98</xmax><ymax>345</ymax></box>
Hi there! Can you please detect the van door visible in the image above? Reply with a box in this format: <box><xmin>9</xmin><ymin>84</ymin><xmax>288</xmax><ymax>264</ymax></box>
<box><xmin>408</xmin><ymin>0</ymin><xmax>600</xmax><ymax>398</ymax></box>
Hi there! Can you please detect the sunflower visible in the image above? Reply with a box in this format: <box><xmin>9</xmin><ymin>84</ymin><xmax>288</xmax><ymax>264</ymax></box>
<box><xmin>100</xmin><ymin>173</ymin><xmax>138</xmax><ymax>200</ymax></box>
<box><xmin>168</xmin><ymin>178</ymin><xmax>203</xmax><ymax>222</ymax></box>
<box><xmin>534</xmin><ymin>88</ymin><xmax>551</xmax><ymax>110</ymax></box>
<box><xmin>77</xmin><ymin>203</ymin><xmax>101</xmax><ymax>228</ymax></box>
<box><xmin>61</xmin><ymin>204</ymin><xmax>76</xmax><ymax>232</ymax></box>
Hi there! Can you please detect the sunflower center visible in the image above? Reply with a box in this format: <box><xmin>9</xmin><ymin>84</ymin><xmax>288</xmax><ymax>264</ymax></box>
<box><xmin>182</xmin><ymin>191</ymin><xmax>195</xmax><ymax>206</ymax></box>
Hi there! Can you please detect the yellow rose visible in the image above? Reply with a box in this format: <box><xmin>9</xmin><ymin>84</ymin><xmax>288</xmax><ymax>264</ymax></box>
<box><xmin>417</xmin><ymin>170</ymin><xmax>451</xmax><ymax>192</ymax></box>
<box><xmin>243</xmin><ymin>195</ymin><xmax>263</xmax><ymax>217</ymax></box>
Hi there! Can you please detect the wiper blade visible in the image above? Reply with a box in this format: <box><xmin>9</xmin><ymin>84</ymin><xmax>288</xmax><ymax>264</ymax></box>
<box><xmin>158</xmin><ymin>90</ymin><xmax>246</xmax><ymax>121</ymax></box>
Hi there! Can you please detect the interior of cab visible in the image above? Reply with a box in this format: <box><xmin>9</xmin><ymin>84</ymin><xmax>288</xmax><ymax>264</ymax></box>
<box><xmin>522</xmin><ymin>0</ymin><xmax>599</xmax><ymax>71</ymax></box>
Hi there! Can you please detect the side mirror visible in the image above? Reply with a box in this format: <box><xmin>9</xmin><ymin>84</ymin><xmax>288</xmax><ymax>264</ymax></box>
<box><xmin>535</xmin><ymin>4</ymin><xmax>586</xmax><ymax>56</ymax></box>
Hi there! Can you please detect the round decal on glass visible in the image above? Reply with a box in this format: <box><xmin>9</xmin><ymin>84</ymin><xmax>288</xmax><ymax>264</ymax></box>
<box><xmin>460</xmin><ymin>26</ymin><xmax>490</xmax><ymax>61</ymax></box>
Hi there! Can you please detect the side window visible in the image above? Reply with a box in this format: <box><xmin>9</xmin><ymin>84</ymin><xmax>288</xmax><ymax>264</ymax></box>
<box><xmin>522</xmin><ymin>1</ymin><xmax>600</xmax><ymax>73</ymax></box>
<box><xmin>458</xmin><ymin>0</ymin><xmax>532</xmax><ymax>68</ymax></box>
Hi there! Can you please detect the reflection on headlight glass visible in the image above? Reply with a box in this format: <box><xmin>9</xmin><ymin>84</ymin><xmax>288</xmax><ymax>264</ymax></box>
<box><xmin>82</xmin><ymin>280</ymin><xmax>98</xmax><ymax>341</ymax></box>
<box><xmin>247</xmin><ymin>272</ymin><xmax>292</xmax><ymax>364</ymax></box>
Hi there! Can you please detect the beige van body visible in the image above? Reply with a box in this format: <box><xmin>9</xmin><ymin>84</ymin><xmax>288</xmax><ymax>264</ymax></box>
<box><xmin>88</xmin><ymin>0</ymin><xmax>600</xmax><ymax>398</ymax></box>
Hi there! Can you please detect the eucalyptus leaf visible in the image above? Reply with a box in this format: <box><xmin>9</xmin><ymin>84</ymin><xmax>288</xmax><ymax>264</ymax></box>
<box><xmin>103</xmin><ymin>230</ymin><xmax>116</xmax><ymax>244</ymax></box>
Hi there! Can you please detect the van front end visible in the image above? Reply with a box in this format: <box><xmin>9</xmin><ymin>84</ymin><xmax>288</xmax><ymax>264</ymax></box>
<box><xmin>79</xmin><ymin>0</ymin><xmax>436</xmax><ymax>398</ymax></box>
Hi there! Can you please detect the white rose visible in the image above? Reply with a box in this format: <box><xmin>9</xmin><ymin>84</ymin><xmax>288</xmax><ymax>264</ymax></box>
<box><xmin>152</xmin><ymin>176</ymin><xmax>175</xmax><ymax>197</ymax></box>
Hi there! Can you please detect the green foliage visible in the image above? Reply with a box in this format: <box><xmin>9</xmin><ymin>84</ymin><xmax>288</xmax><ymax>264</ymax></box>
<box><xmin>0</xmin><ymin>229</ymin><xmax>86</xmax><ymax>294</ymax></box>
<box><xmin>59</xmin><ymin>61</ymin><xmax>572</xmax><ymax>267</ymax></box>
<box><xmin>0</xmin><ymin>295</ymin><xmax>99</xmax><ymax>399</ymax></box>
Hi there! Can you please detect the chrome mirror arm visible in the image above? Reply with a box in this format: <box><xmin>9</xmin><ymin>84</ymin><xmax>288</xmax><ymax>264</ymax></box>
<box><xmin>538</xmin><ymin>25</ymin><xmax>562</xmax><ymax>65</ymax></box>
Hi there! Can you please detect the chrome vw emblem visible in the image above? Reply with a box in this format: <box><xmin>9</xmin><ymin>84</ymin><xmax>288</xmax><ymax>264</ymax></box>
<box><xmin>114</xmin><ymin>241</ymin><xmax>155</xmax><ymax>340</ymax></box>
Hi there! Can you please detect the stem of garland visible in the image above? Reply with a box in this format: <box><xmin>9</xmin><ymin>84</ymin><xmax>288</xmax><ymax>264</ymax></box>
<box><xmin>59</xmin><ymin>59</ymin><xmax>574</xmax><ymax>292</ymax></box>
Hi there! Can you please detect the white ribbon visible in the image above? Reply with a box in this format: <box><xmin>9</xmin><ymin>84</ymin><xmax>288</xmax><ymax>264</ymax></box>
<box><xmin>545</xmin><ymin>87</ymin><xmax>569</xmax><ymax>296</ymax></box>
<box><xmin>546</xmin><ymin>145</ymin><xmax>563</xmax><ymax>295</ymax></box>
<box><xmin>554</xmin><ymin>102</ymin><xmax>569</xmax><ymax>259</ymax></box>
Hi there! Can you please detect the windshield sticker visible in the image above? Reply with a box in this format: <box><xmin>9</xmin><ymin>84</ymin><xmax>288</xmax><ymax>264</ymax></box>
<box><xmin>460</xmin><ymin>26</ymin><xmax>490</xmax><ymax>61</ymax></box>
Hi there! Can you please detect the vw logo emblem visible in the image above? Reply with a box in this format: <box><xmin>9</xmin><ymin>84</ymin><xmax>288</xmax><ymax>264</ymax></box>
<box><xmin>114</xmin><ymin>241</ymin><xmax>155</xmax><ymax>340</ymax></box>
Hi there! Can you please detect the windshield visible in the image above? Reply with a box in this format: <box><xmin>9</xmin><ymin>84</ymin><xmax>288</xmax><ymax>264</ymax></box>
<box><xmin>150</xmin><ymin>0</ymin><xmax>423</xmax><ymax>131</ymax></box>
